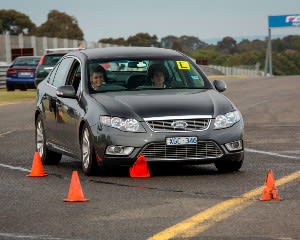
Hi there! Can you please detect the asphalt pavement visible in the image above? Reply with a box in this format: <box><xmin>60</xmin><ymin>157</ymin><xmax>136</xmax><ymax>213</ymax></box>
<box><xmin>0</xmin><ymin>76</ymin><xmax>299</xmax><ymax>240</ymax></box>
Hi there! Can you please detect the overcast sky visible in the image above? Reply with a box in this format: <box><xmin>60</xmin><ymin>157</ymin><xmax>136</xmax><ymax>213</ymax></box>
<box><xmin>1</xmin><ymin>0</ymin><xmax>300</xmax><ymax>43</ymax></box>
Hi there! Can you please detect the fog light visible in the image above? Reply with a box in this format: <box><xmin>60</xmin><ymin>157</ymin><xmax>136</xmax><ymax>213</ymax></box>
<box><xmin>105</xmin><ymin>145</ymin><xmax>134</xmax><ymax>155</ymax></box>
<box><xmin>225</xmin><ymin>140</ymin><xmax>243</xmax><ymax>151</ymax></box>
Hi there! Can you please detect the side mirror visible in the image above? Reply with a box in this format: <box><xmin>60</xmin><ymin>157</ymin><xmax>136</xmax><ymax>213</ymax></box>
<box><xmin>56</xmin><ymin>85</ymin><xmax>77</xmax><ymax>99</ymax></box>
<box><xmin>213</xmin><ymin>80</ymin><xmax>227</xmax><ymax>92</ymax></box>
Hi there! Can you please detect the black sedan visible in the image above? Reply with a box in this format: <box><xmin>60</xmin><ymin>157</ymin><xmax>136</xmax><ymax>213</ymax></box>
<box><xmin>35</xmin><ymin>47</ymin><xmax>244</xmax><ymax>175</ymax></box>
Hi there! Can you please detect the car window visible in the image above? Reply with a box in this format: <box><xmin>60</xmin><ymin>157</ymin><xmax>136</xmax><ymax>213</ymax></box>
<box><xmin>14</xmin><ymin>57</ymin><xmax>40</xmax><ymax>66</ymax></box>
<box><xmin>88</xmin><ymin>58</ymin><xmax>208</xmax><ymax>93</ymax></box>
<box><xmin>65</xmin><ymin>60</ymin><xmax>81</xmax><ymax>93</ymax></box>
<box><xmin>51</xmin><ymin>57</ymin><xmax>74</xmax><ymax>88</ymax></box>
<box><xmin>44</xmin><ymin>54</ymin><xmax>64</xmax><ymax>66</ymax></box>
<box><xmin>47</xmin><ymin>65</ymin><xmax>58</xmax><ymax>85</ymax></box>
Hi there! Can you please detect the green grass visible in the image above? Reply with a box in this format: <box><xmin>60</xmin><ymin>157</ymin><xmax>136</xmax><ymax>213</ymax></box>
<box><xmin>0</xmin><ymin>89</ymin><xmax>36</xmax><ymax>104</ymax></box>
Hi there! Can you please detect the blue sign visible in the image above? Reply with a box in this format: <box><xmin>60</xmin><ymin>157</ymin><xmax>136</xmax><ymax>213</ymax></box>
<box><xmin>269</xmin><ymin>14</ymin><xmax>300</xmax><ymax>28</ymax></box>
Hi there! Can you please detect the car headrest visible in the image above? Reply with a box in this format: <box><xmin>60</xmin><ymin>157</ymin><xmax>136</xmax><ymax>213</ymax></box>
<box><xmin>127</xmin><ymin>75</ymin><xmax>147</xmax><ymax>89</ymax></box>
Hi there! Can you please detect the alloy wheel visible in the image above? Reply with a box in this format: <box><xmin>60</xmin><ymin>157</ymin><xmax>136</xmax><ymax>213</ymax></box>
<box><xmin>36</xmin><ymin>120</ymin><xmax>44</xmax><ymax>157</ymax></box>
<box><xmin>82</xmin><ymin>127</ymin><xmax>90</xmax><ymax>169</ymax></box>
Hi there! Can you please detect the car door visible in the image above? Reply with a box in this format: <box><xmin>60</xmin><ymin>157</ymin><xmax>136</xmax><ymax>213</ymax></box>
<box><xmin>56</xmin><ymin>59</ymin><xmax>83</xmax><ymax>156</ymax></box>
<box><xmin>48</xmin><ymin>57</ymin><xmax>75</xmax><ymax>149</ymax></box>
<box><xmin>41</xmin><ymin>64</ymin><xmax>60</xmax><ymax>144</ymax></box>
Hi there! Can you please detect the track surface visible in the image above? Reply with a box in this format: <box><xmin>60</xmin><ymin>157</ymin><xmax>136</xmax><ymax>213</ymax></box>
<box><xmin>0</xmin><ymin>76</ymin><xmax>299</xmax><ymax>240</ymax></box>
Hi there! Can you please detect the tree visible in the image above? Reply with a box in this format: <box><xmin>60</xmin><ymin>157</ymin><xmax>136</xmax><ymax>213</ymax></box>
<box><xmin>99</xmin><ymin>37</ymin><xmax>128</xmax><ymax>46</ymax></box>
<box><xmin>34</xmin><ymin>10</ymin><xmax>84</xmax><ymax>40</ymax></box>
<box><xmin>0</xmin><ymin>9</ymin><xmax>36</xmax><ymax>35</ymax></box>
<box><xmin>190</xmin><ymin>48</ymin><xmax>225</xmax><ymax>65</ymax></box>
<box><xmin>161</xmin><ymin>35</ymin><xmax>207</xmax><ymax>53</ymax></box>
<box><xmin>226</xmin><ymin>51</ymin><xmax>265</xmax><ymax>67</ymax></box>
<box><xmin>283</xmin><ymin>35</ymin><xmax>300</xmax><ymax>51</ymax></box>
<box><xmin>236</xmin><ymin>39</ymin><xmax>266</xmax><ymax>53</ymax></box>
<box><xmin>161</xmin><ymin>35</ymin><xmax>179</xmax><ymax>49</ymax></box>
<box><xmin>127</xmin><ymin>33</ymin><xmax>160</xmax><ymax>47</ymax></box>
<box><xmin>272</xmin><ymin>50</ymin><xmax>300</xmax><ymax>75</ymax></box>
<box><xmin>236</xmin><ymin>39</ymin><xmax>252</xmax><ymax>52</ymax></box>
<box><xmin>179</xmin><ymin>35</ymin><xmax>207</xmax><ymax>52</ymax></box>
<box><xmin>217</xmin><ymin>36</ymin><xmax>237</xmax><ymax>54</ymax></box>
<box><xmin>99</xmin><ymin>33</ymin><xmax>160</xmax><ymax>47</ymax></box>
<box><xmin>272</xmin><ymin>38</ymin><xmax>286</xmax><ymax>52</ymax></box>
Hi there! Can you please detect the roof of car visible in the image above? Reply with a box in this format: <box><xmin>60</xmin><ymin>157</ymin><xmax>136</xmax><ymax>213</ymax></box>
<box><xmin>70</xmin><ymin>47</ymin><xmax>185</xmax><ymax>60</ymax></box>
<box><xmin>44</xmin><ymin>48</ymin><xmax>84</xmax><ymax>54</ymax></box>
<box><xmin>15</xmin><ymin>56</ymin><xmax>41</xmax><ymax>59</ymax></box>
<box><xmin>43</xmin><ymin>52</ymin><xmax>67</xmax><ymax>56</ymax></box>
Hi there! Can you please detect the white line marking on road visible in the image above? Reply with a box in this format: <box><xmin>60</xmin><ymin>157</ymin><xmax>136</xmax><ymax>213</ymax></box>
<box><xmin>279</xmin><ymin>150</ymin><xmax>300</xmax><ymax>154</ymax></box>
<box><xmin>0</xmin><ymin>232</ymin><xmax>76</xmax><ymax>239</ymax></box>
<box><xmin>0</xmin><ymin>130</ymin><xmax>15</xmax><ymax>137</ymax></box>
<box><xmin>0</xmin><ymin>163</ymin><xmax>29</xmax><ymax>172</ymax></box>
<box><xmin>245</xmin><ymin>148</ymin><xmax>299</xmax><ymax>159</ymax></box>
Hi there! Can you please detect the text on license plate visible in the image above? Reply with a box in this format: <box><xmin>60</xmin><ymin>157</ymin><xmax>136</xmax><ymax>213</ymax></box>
<box><xmin>166</xmin><ymin>136</ymin><xmax>198</xmax><ymax>145</ymax></box>
<box><xmin>18</xmin><ymin>72</ymin><xmax>33</xmax><ymax>77</ymax></box>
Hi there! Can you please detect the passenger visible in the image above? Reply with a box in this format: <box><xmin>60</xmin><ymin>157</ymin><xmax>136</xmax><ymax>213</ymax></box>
<box><xmin>77</xmin><ymin>41</ymin><xmax>85</xmax><ymax>49</ymax></box>
<box><xmin>148</xmin><ymin>64</ymin><xmax>167</xmax><ymax>88</ymax></box>
<box><xmin>90</xmin><ymin>65</ymin><xmax>106</xmax><ymax>90</ymax></box>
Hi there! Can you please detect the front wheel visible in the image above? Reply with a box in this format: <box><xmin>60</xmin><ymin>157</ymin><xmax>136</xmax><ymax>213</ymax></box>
<box><xmin>36</xmin><ymin>114</ymin><xmax>62</xmax><ymax>165</ymax></box>
<box><xmin>81</xmin><ymin>124</ymin><xmax>98</xmax><ymax>175</ymax></box>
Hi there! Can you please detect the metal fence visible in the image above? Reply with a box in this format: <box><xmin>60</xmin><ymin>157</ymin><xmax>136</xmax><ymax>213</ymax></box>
<box><xmin>209</xmin><ymin>65</ymin><xmax>264</xmax><ymax>76</ymax></box>
<box><xmin>0</xmin><ymin>33</ymin><xmax>119</xmax><ymax>63</ymax></box>
<box><xmin>0</xmin><ymin>65</ymin><xmax>7</xmax><ymax>89</ymax></box>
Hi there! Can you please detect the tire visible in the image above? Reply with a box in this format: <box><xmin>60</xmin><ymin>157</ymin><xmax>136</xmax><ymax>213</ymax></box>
<box><xmin>6</xmin><ymin>85</ymin><xmax>14</xmax><ymax>91</ymax></box>
<box><xmin>35</xmin><ymin>114</ymin><xmax>62</xmax><ymax>165</ymax></box>
<box><xmin>215</xmin><ymin>159</ymin><xmax>243</xmax><ymax>173</ymax></box>
<box><xmin>81</xmin><ymin>124</ymin><xmax>98</xmax><ymax>175</ymax></box>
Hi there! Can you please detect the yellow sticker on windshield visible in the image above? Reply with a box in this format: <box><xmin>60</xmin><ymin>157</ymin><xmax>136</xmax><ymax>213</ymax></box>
<box><xmin>176</xmin><ymin>61</ymin><xmax>190</xmax><ymax>70</ymax></box>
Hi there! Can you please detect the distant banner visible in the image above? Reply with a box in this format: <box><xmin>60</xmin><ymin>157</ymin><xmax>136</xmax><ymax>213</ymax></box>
<box><xmin>269</xmin><ymin>14</ymin><xmax>300</xmax><ymax>28</ymax></box>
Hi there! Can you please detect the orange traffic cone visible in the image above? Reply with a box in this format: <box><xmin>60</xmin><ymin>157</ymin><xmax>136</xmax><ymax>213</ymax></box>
<box><xmin>259</xmin><ymin>169</ymin><xmax>280</xmax><ymax>201</ymax></box>
<box><xmin>27</xmin><ymin>152</ymin><xmax>48</xmax><ymax>177</ymax></box>
<box><xmin>129</xmin><ymin>154</ymin><xmax>150</xmax><ymax>178</ymax></box>
<box><xmin>64</xmin><ymin>171</ymin><xmax>88</xmax><ymax>202</ymax></box>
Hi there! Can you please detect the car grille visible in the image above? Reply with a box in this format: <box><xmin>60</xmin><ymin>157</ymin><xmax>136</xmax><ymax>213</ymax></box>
<box><xmin>145</xmin><ymin>118</ymin><xmax>211</xmax><ymax>132</ymax></box>
<box><xmin>141</xmin><ymin>141</ymin><xmax>223</xmax><ymax>161</ymax></box>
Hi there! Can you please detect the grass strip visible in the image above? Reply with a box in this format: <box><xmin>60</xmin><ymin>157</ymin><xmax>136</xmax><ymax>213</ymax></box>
<box><xmin>0</xmin><ymin>89</ymin><xmax>36</xmax><ymax>104</ymax></box>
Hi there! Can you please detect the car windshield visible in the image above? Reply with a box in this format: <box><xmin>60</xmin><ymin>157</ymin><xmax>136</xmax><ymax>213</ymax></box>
<box><xmin>88</xmin><ymin>58</ymin><xmax>209</xmax><ymax>93</ymax></box>
<box><xmin>14</xmin><ymin>57</ymin><xmax>40</xmax><ymax>66</ymax></box>
<box><xmin>44</xmin><ymin>54</ymin><xmax>64</xmax><ymax>66</ymax></box>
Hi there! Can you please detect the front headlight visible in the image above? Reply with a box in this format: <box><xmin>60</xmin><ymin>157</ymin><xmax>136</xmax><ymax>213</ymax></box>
<box><xmin>214</xmin><ymin>110</ymin><xmax>241</xmax><ymax>129</ymax></box>
<box><xmin>100</xmin><ymin>116</ymin><xmax>145</xmax><ymax>132</ymax></box>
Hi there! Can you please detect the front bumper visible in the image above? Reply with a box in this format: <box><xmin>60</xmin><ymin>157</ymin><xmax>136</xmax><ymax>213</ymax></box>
<box><xmin>91</xmin><ymin>120</ymin><xmax>244</xmax><ymax>168</ymax></box>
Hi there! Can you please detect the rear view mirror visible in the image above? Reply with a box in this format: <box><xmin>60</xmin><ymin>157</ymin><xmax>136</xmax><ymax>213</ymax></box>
<box><xmin>56</xmin><ymin>85</ymin><xmax>77</xmax><ymax>98</ymax></box>
<box><xmin>128</xmin><ymin>61</ymin><xmax>147</xmax><ymax>68</ymax></box>
<box><xmin>213</xmin><ymin>80</ymin><xmax>227</xmax><ymax>92</ymax></box>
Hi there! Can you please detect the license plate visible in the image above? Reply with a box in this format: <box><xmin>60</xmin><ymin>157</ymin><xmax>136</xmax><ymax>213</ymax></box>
<box><xmin>18</xmin><ymin>72</ymin><xmax>33</xmax><ymax>77</ymax></box>
<box><xmin>166</xmin><ymin>136</ymin><xmax>198</xmax><ymax>145</ymax></box>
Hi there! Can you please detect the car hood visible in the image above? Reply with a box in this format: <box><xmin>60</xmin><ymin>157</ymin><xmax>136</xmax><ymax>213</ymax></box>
<box><xmin>92</xmin><ymin>89</ymin><xmax>235</xmax><ymax>120</ymax></box>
